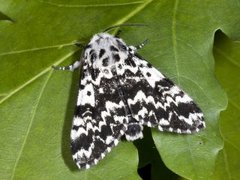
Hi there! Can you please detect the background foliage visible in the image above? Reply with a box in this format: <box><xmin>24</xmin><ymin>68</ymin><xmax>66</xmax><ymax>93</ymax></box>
<box><xmin>0</xmin><ymin>0</ymin><xmax>240</xmax><ymax>179</ymax></box>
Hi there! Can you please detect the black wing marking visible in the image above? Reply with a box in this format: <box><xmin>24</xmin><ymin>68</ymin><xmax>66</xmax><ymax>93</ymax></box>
<box><xmin>116</xmin><ymin>55</ymin><xmax>205</xmax><ymax>136</ymax></box>
<box><xmin>70</xmin><ymin>58</ymin><xmax>127</xmax><ymax>169</ymax></box>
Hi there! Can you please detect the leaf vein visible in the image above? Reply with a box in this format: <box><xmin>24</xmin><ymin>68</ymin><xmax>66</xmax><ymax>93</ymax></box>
<box><xmin>0</xmin><ymin>51</ymin><xmax>77</xmax><ymax>104</ymax></box>
<box><xmin>0</xmin><ymin>42</ymin><xmax>75</xmax><ymax>57</ymax></box>
<box><xmin>110</xmin><ymin>0</ymin><xmax>153</xmax><ymax>27</ymax></box>
<box><xmin>38</xmin><ymin>0</ymin><xmax>145</xmax><ymax>8</ymax></box>
<box><xmin>172</xmin><ymin>0</ymin><xmax>180</xmax><ymax>84</ymax></box>
<box><xmin>10</xmin><ymin>70</ymin><xmax>53</xmax><ymax>179</ymax></box>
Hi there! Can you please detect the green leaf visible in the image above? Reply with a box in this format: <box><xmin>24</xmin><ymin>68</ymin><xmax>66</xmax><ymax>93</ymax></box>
<box><xmin>0</xmin><ymin>0</ymin><xmax>240</xmax><ymax>179</ymax></box>
<box><xmin>212</xmin><ymin>31</ymin><xmax>240</xmax><ymax>180</ymax></box>
<box><xmin>148</xmin><ymin>0</ymin><xmax>239</xmax><ymax>179</ymax></box>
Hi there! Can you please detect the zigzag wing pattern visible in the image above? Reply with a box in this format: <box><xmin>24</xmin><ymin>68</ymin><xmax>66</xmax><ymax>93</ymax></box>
<box><xmin>116</xmin><ymin>55</ymin><xmax>205</xmax><ymax>135</ymax></box>
<box><xmin>70</xmin><ymin>57</ymin><xmax>127</xmax><ymax>169</ymax></box>
<box><xmin>54</xmin><ymin>32</ymin><xmax>205</xmax><ymax>169</ymax></box>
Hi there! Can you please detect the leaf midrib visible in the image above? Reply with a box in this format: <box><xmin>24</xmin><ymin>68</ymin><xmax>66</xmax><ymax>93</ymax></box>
<box><xmin>0</xmin><ymin>51</ymin><xmax>77</xmax><ymax>105</ymax></box>
<box><xmin>172</xmin><ymin>0</ymin><xmax>180</xmax><ymax>84</ymax></box>
<box><xmin>38</xmin><ymin>0</ymin><xmax>145</xmax><ymax>8</ymax></box>
<box><xmin>0</xmin><ymin>42</ymin><xmax>74</xmax><ymax>57</ymax></box>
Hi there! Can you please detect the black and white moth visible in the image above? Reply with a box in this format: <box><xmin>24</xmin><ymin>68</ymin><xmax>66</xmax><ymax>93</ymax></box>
<box><xmin>53</xmin><ymin>31</ymin><xmax>205</xmax><ymax>169</ymax></box>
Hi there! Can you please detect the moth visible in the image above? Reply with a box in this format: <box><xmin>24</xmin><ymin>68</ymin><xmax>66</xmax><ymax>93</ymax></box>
<box><xmin>53</xmin><ymin>29</ymin><xmax>205</xmax><ymax>169</ymax></box>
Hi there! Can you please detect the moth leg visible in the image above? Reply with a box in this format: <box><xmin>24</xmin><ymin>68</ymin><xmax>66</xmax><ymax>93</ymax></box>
<box><xmin>52</xmin><ymin>60</ymin><xmax>82</xmax><ymax>71</ymax></box>
<box><xmin>128</xmin><ymin>39</ymin><xmax>149</xmax><ymax>55</ymax></box>
<box><xmin>52</xmin><ymin>42</ymin><xmax>85</xmax><ymax>71</ymax></box>
<box><xmin>135</xmin><ymin>39</ymin><xmax>148</xmax><ymax>50</ymax></box>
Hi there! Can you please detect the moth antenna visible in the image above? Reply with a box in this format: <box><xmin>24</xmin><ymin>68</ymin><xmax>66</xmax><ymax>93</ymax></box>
<box><xmin>103</xmin><ymin>23</ymin><xmax>148</xmax><ymax>32</ymax></box>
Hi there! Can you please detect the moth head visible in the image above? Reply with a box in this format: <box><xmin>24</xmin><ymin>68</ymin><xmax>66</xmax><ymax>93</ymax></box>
<box><xmin>89</xmin><ymin>32</ymin><xmax>130</xmax><ymax>53</ymax></box>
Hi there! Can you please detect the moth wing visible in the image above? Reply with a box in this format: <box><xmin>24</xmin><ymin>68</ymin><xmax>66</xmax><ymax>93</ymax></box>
<box><xmin>117</xmin><ymin>55</ymin><xmax>205</xmax><ymax>134</ymax></box>
<box><xmin>71</xmin><ymin>60</ymin><xmax>127</xmax><ymax>169</ymax></box>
